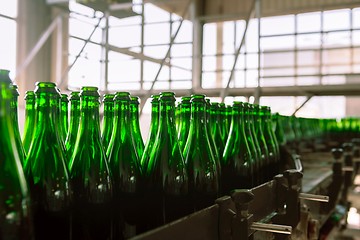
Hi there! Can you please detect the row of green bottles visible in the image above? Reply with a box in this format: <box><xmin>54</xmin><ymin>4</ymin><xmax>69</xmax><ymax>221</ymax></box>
<box><xmin>273</xmin><ymin>114</ymin><xmax>325</xmax><ymax>148</ymax></box>
<box><xmin>6</xmin><ymin>76</ymin><xmax>285</xmax><ymax>239</ymax></box>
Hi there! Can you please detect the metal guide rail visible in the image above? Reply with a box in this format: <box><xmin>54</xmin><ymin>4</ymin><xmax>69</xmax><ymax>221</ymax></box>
<box><xmin>131</xmin><ymin>166</ymin><xmax>335</xmax><ymax>240</ymax></box>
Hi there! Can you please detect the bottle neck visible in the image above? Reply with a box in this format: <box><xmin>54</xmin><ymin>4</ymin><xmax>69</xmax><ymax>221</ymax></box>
<box><xmin>190</xmin><ymin>103</ymin><xmax>206</xmax><ymax>130</ymax></box>
<box><xmin>68</xmin><ymin>99</ymin><xmax>80</xmax><ymax>133</ymax></box>
<box><xmin>159</xmin><ymin>101</ymin><xmax>177</xmax><ymax>136</ymax></box>
<box><xmin>180</xmin><ymin>103</ymin><xmax>191</xmax><ymax>122</ymax></box>
<box><xmin>25</xmin><ymin>98</ymin><xmax>35</xmax><ymax>115</ymax></box>
<box><xmin>150</xmin><ymin>102</ymin><xmax>159</xmax><ymax>132</ymax></box>
<box><xmin>114</xmin><ymin>100</ymin><xmax>131</xmax><ymax>133</ymax></box>
<box><xmin>230</xmin><ymin>108</ymin><xmax>241</xmax><ymax>133</ymax></box>
<box><xmin>0</xmin><ymin>82</ymin><xmax>12</xmax><ymax>119</ymax></box>
<box><xmin>79</xmin><ymin>97</ymin><xmax>101</xmax><ymax>137</ymax></box>
<box><xmin>35</xmin><ymin>94</ymin><xmax>59</xmax><ymax>131</ymax></box>
<box><xmin>10</xmin><ymin>96</ymin><xmax>19</xmax><ymax>124</ymax></box>
<box><xmin>130</xmin><ymin>104</ymin><xmax>141</xmax><ymax>131</ymax></box>
<box><xmin>103</xmin><ymin>101</ymin><xmax>114</xmax><ymax>118</ymax></box>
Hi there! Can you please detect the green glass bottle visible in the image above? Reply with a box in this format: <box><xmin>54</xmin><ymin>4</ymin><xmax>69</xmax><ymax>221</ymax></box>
<box><xmin>243</xmin><ymin>103</ymin><xmax>261</xmax><ymax>186</ymax></box>
<box><xmin>177</xmin><ymin>96</ymin><xmax>191</xmax><ymax>151</ymax></box>
<box><xmin>253</xmin><ymin>105</ymin><xmax>271</xmax><ymax>182</ymax></box>
<box><xmin>219</xmin><ymin>103</ymin><xmax>229</xmax><ymax>143</ymax></box>
<box><xmin>175</xmin><ymin>102</ymin><xmax>181</xmax><ymax>131</ymax></box>
<box><xmin>130</xmin><ymin>96</ymin><xmax>145</xmax><ymax>159</ymax></box>
<box><xmin>273</xmin><ymin>113</ymin><xmax>287</xmax><ymax>147</ymax></box>
<box><xmin>60</xmin><ymin>94</ymin><xmax>69</xmax><ymax>141</ymax></box>
<box><xmin>10</xmin><ymin>84</ymin><xmax>26</xmax><ymax>165</ymax></box>
<box><xmin>22</xmin><ymin>91</ymin><xmax>36</xmax><ymax>154</ymax></box>
<box><xmin>260</xmin><ymin>106</ymin><xmax>279</xmax><ymax>179</ymax></box>
<box><xmin>249</xmin><ymin>104</ymin><xmax>268</xmax><ymax>184</ymax></box>
<box><xmin>24</xmin><ymin>82</ymin><xmax>71</xmax><ymax>240</ymax></box>
<box><xmin>69</xmin><ymin>87</ymin><xmax>112</xmax><ymax>240</ymax></box>
<box><xmin>225</xmin><ymin>105</ymin><xmax>232</xmax><ymax>134</ymax></box>
<box><xmin>145</xmin><ymin>92</ymin><xmax>188</xmax><ymax>227</ymax></box>
<box><xmin>0</xmin><ymin>69</ymin><xmax>33</xmax><ymax>239</ymax></box>
<box><xmin>205</xmin><ymin>98</ymin><xmax>221</xmax><ymax>175</ymax></box>
<box><xmin>210</xmin><ymin>102</ymin><xmax>225</xmax><ymax>157</ymax></box>
<box><xmin>282</xmin><ymin>115</ymin><xmax>296</xmax><ymax>144</ymax></box>
<box><xmin>107</xmin><ymin>92</ymin><xmax>143</xmax><ymax>238</ymax></box>
<box><xmin>101</xmin><ymin>93</ymin><xmax>115</xmax><ymax>151</ymax></box>
<box><xmin>222</xmin><ymin>102</ymin><xmax>254</xmax><ymax>193</ymax></box>
<box><xmin>141</xmin><ymin>94</ymin><xmax>160</xmax><ymax>172</ymax></box>
<box><xmin>64</xmin><ymin>91</ymin><xmax>80</xmax><ymax>166</ymax></box>
<box><xmin>183</xmin><ymin>95</ymin><xmax>219</xmax><ymax>211</ymax></box>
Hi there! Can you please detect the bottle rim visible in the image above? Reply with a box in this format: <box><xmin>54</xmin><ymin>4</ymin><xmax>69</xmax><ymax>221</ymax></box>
<box><xmin>81</xmin><ymin>86</ymin><xmax>100</xmax><ymax>97</ymax></box>
<box><xmin>114</xmin><ymin>92</ymin><xmax>131</xmax><ymax>101</ymax></box>
<box><xmin>69</xmin><ymin>91</ymin><xmax>80</xmax><ymax>100</ymax></box>
<box><xmin>10</xmin><ymin>84</ymin><xmax>20</xmax><ymax>97</ymax></box>
<box><xmin>35</xmin><ymin>82</ymin><xmax>59</xmax><ymax>94</ymax></box>
<box><xmin>0</xmin><ymin>69</ymin><xmax>11</xmax><ymax>84</ymax></box>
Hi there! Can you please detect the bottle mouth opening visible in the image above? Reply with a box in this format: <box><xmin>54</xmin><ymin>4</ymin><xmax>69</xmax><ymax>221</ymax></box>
<box><xmin>159</xmin><ymin>92</ymin><xmax>176</xmax><ymax>102</ymax></box>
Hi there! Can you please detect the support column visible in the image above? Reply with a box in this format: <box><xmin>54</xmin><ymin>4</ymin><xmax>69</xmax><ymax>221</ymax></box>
<box><xmin>216</xmin><ymin>22</ymin><xmax>223</xmax><ymax>88</ymax></box>
<box><xmin>190</xmin><ymin>0</ymin><xmax>204</xmax><ymax>91</ymax></box>
<box><xmin>16</xmin><ymin>0</ymin><xmax>53</xmax><ymax>98</ymax></box>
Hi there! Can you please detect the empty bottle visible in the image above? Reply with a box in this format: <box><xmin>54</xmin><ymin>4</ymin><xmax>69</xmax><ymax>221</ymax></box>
<box><xmin>130</xmin><ymin>96</ymin><xmax>144</xmax><ymax>159</ymax></box>
<box><xmin>222</xmin><ymin>102</ymin><xmax>254</xmax><ymax>193</ymax></box>
<box><xmin>141</xmin><ymin>94</ymin><xmax>160</xmax><ymax>172</ymax></box>
<box><xmin>205</xmin><ymin>98</ymin><xmax>221</xmax><ymax>173</ymax></box>
<box><xmin>69</xmin><ymin>87</ymin><xmax>112</xmax><ymax>240</ymax></box>
<box><xmin>209</xmin><ymin>102</ymin><xmax>225</xmax><ymax>159</ymax></box>
<box><xmin>24</xmin><ymin>82</ymin><xmax>71</xmax><ymax>240</ymax></box>
<box><xmin>60</xmin><ymin>93</ymin><xmax>69</xmax><ymax>142</ymax></box>
<box><xmin>107</xmin><ymin>92</ymin><xmax>143</xmax><ymax>239</ymax></box>
<box><xmin>243</xmin><ymin>103</ymin><xmax>261</xmax><ymax>185</ymax></box>
<box><xmin>0</xmin><ymin>69</ymin><xmax>33</xmax><ymax>239</ymax></box>
<box><xmin>177</xmin><ymin>96</ymin><xmax>191</xmax><ymax>151</ymax></box>
<box><xmin>65</xmin><ymin>91</ymin><xmax>80</xmax><ymax>166</ymax></box>
<box><xmin>253</xmin><ymin>105</ymin><xmax>271</xmax><ymax>182</ymax></box>
<box><xmin>10</xmin><ymin>84</ymin><xmax>26</xmax><ymax>164</ymax></box>
<box><xmin>219</xmin><ymin>103</ymin><xmax>229</xmax><ymax>143</ymax></box>
<box><xmin>144</xmin><ymin>92</ymin><xmax>188</xmax><ymax>228</ymax></box>
<box><xmin>101</xmin><ymin>93</ymin><xmax>115</xmax><ymax>151</ymax></box>
<box><xmin>183</xmin><ymin>94</ymin><xmax>219</xmax><ymax>211</ymax></box>
<box><xmin>22</xmin><ymin>91</ymin><xmax>36</xmax><ymax>154</ymax></box>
